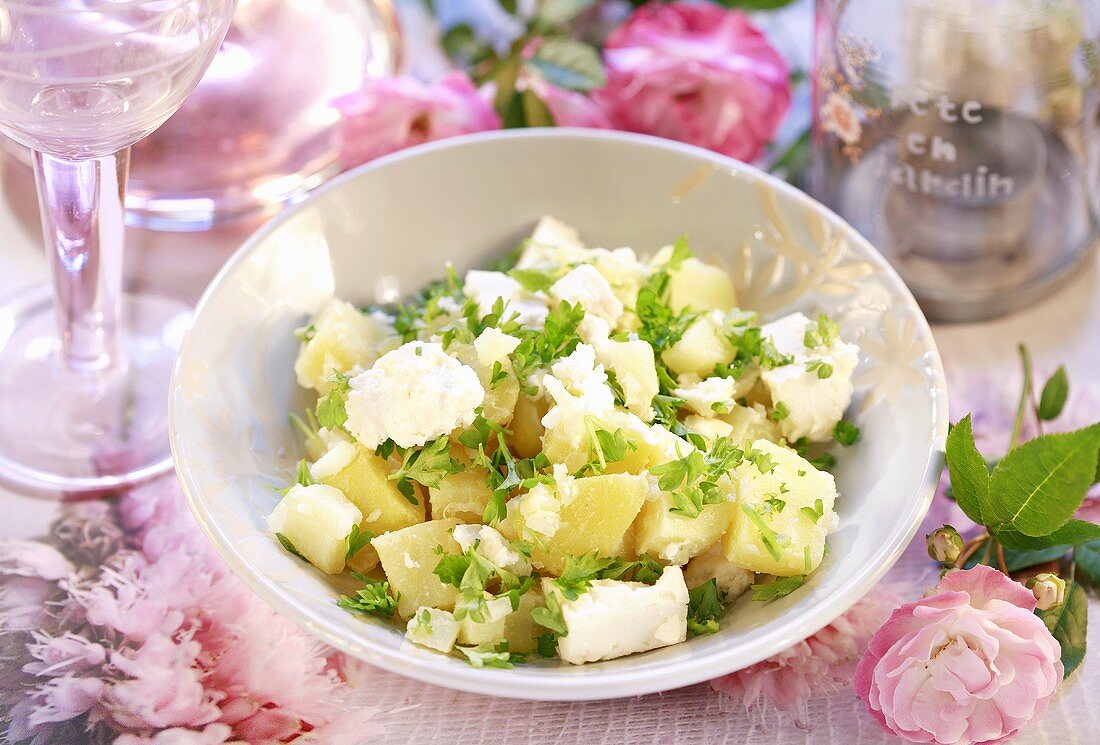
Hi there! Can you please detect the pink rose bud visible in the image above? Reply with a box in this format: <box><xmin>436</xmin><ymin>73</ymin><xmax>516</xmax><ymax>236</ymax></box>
<box><xmin>925</xmin><ymin>525</ymin><xmax>964</xmax><ymax>564</ymax></box>
<box><xmin>1027</xmin><ymin>572</ymin><xmax>1067</xmax><ymax>611</ymax></box>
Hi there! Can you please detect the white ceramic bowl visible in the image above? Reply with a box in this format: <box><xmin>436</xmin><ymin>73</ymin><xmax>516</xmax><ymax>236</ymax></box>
<box><xmin>170</xmin><ymin>129</ymin><xmax>948</xmax><ymax>701</ymax></box>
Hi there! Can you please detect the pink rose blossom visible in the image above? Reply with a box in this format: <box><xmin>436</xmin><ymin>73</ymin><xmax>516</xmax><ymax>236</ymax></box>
<box><xmin>594</xmin><ymin>2</ymin><xmax>790</xmax><ymax>162</ymax></box>
<box><xmin>855</xmin><ymin>566</ymin><xmax>1063</xmax><ymax>745</ymax></box>
<box><xmin>335</xmin><ymin>71</ymin><xmax>501</xmax><ymax>168</ymax></box>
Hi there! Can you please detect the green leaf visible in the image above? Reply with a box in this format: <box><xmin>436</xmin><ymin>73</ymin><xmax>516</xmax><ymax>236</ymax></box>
<box><xmin>1075</xmin><ymin>540</ymin><xmax>1100</xmax><ymax>586</ymax></box>
<box><xmin>315</xmin><ymin>389</ymin><xmax>347</xmax><ymax>430</ymax></box>
<box><xmin>390</xmin><ymin>436</ymin><xmax>463</xmax><ymax>490</ymax></box>
<box><xmin>441</xmin><ymin>23</ymin><xmax>483</xmax><ymax>63</ymax></box>
<box><xmin>553</xmin><ymin>552</ymin><xmax>618</xmax><ymax>599</ymax></box>
<box><xmin>1038</xmin><ymin>366</ymin><xmax>1069</xmax><ymax>420</ymax></box>
<box><xmin>988</xmin><ymin>423</ymin><xmax>1100</xmax><ymax>537</ymax></box>
<box><xmin>751</xmin><ymin>575</ymin><xmax>807</xmax><ymax>601</ymax></box>
<box><xmin>535</xmin><ymin>0</ymin><xmax>595</xmax><ymax>28</ymax></box>
<box><xmin>687</xmin><ymin>579</ymin><xmax>725</xmax><ymax>636</ymax></box>
<box><xmin>535</xmin><ymin>633</ymin><xmax>558</xmax><ymax>658</ymax></box>
<box><xmin>521</xmin><ymin>88</ymin><xmax>555</xmax><ymax>127</ymax></box>
<box><xmin>995</xmin><ymin>520</ymin><xmax>1100</xmax><ymax>550</ymax></box>
<box><xmin>964</xmin><ymin>543</ymin><xmax>1070</xmax><ymax>571</ymax></box>
<box><xmin>433</xmin><ymin>553</ymin><xmax>472</xmax><ymax>588</ymax></box>
<box><xmin>833</xmin><ymin>420</ymin><xmax>860</xmax><ymax>447</ymax></box>
<box><xmin>508</xmin><ymin>267</ymin><xmax>558</xmax><ymax>293</ymax></box>
<box><xmin>1036</xmin><ymin>581</ymin><xmax>1087</xmax><ymax>677</ymax></box>
<box><xmin>276</xmin><ymin>532</ymin><xmax>307</xmax><ymax>561</ymax></box>
<box><xmin>337</xmin><ymin>574</ymin><xmax>399</xmax><ymax>618</ymax></box>
<box><xmin>530</xmin><ymin>591</ymin><xmax>568</xmax><ymax>636</ymax></box>
<box><xmin>457</xmin><ymin>641</ymin><xmax>526</xmax><ymax>669</ymax></box>
<box><xmin>343</xmin><ymin>525</ymin><xmax>373</xmax><ymax>562</ymax></box>
<box><xmin>526</xmin><ymin>38</ymin><xmax>606</xmax><ymax>92</ymax></box>
<box><xmin>945</xmin><ymin>415</ymin><xmax>991</xmax><ymax>525</ymax></box>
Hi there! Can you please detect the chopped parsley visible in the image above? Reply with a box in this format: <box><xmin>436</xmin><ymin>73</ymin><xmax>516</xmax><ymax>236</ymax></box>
<box><xmin>805</xmin><ymin>359</ymin><xmax>834</xmax><ymax>379</ymax></box>
<box><xmin>577</xmin><ymin>422</ymin><xmax>636</xmax><ymax>477</ymax></box>
<box><xmin>800</xmin><ymin>498</ymin><xmax>825</xmax><ymax>523</ymax></box>
<box><xmin>833</xmin><ymin>420</ymin><xmax>860</xmax><ymax>446</ymax></box>
<box><xmin>509</xmin><ymin>266</ymin><xmax>559</xmax><ymax>293</ymax></box>
<box><xmin>804</xmin><ymin>313</ymin><xmax>840</xmax><ymax>349</ymax></box>
<box><xmin>651</xmin><ymin>436</ymin><xmax>744</xmax><ymax>518</ymax></box>
<box><xmin>388</xmin><ymin>436</ymin><xmax>464</xmax><ymax>504</ymax></box>
<box><xmin>751</xmin><ymin>575</ymin><xmax>807</xmax><ymax>602</ymax></box>
<box><xmin>344</xmin><ymin>525</ymin><xmax>373</xmax><ymax>562</ymax></box>
<box><xmin>337</xmin><ymin>573</ymin><xmax>399</xmax><ymax>617</ymax></box>
<box><xmin>739</xmin><ymin>503</ymin><xmax>784</xmax><ymax>561</ymax></box>
<box><xmin>687</xmin><ymin>578</ymin><xmax>725</xmax><ymax>636</ymax></box>
<box><xmin>769</xmin><ymin>401</ymin><xmax>790</xmax><ymax>422</ymax></box>
<box><xmin>315</xmin><ymin>372</ymin><xmax>351</xmax><ymax>429</ymax></box>
<box><xmin>293</xmin><ymin>323</ymin><xmax>316</xmax><ymax>343</ymax></box>
<box><xmin>635</xmin><ymin>237</ymin><xmax>699</xmax><ymax>357</ymax></box>
<box><xmin>530</xmin><ymin>590</ymin><xmax>568</xmax><ymax>636</ymax></box>
<box><xmin>275</xmin><ymin>532</ymin><xmax>307</xmax><ymax>561</ymax></box>
<box><xmin>458</xmin><ymin>641</ymin><xmax>527</xmax><ymax>669</ymax></box>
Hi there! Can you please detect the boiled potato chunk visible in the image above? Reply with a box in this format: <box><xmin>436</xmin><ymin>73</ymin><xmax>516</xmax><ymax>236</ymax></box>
<box><xmin>373</xmin><ymin>519</ymin><xmax>462</xmax><ymax>618</ymax></box>
<box><xmin>267</xmin><ymin>484</ymin><xmax>362</xmax><ymax>574</ymax></box>
<box><xmin>684</xmin><ymin>543</ymin><xmax>754</xmax><ymax>598</ymax></box>
<box><xmin>294</xmin><ymin>299</ymin><xmax>395</xmax><ymax>393</ymax></box>
<box><xmin>519</xmin><ymin>473</ymin><xmax>648</xmax><ymax>575</ymax></box>
<box><xmin>457</xmin><ymin>595</ymin><xmax>513</xmax><ymax>646</ymax></box>
<box><xmin>636</xmin><ymin>494</ymin><xmax>736</xmax><ymax>566</ymax></box>
<box><xmin>723</xmin><ymin>439</ymin><xmax>838</xmax><ymax>576</ymax></box>
<box><xmin>505</xmin><ymin>585</ymin><xmax>546</xmax><ymax>653</ymax></box>
<box><xmin>319</xmin><ymin>446</ymin><xmax>424</xmax><ymax>540</ymax></box>
<box><xmin>511</xmin><ymin>393</ymin><xmax>548</xmax><ymax>459</ymax></box>
<box><xmin>662</xmin><ymin>313</ymin><xmax>735</xmax><ymax>377</ymax></box>
<box><xmin>451</xmin><ymin>342</ymin><xmax>520</xmax><ymax>426</ymax></box>
<box><xmin>670</xmin><ymin>260</ymin><xmax>737</xmax><ymax>313</ymax></box>
<box><xmin>595</xmin><ymin>338</ymin><xmax>659</xmax><ymax>419</ymax></box>
<box><xmin>650</xmin><ymin>246</ymin><xmax>738</xmax><ymax>313</ymax></box>
<box><xmin>428</xmin><ymin>468</ymin><xmax>493</xmax><ymax>522</ymax></box>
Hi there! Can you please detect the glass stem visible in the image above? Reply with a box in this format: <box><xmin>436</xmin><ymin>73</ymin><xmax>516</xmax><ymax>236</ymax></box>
<box><xmin>32</xmin><ymin>148</ymin><xmax>128</xmax><ymax>375</ymax></box>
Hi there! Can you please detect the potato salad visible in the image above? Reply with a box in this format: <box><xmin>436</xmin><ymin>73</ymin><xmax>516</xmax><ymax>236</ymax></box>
<box><xmin>268</xmin><ymin>216</ymin><xmax>861</xmax><ymax>668</ymax></box>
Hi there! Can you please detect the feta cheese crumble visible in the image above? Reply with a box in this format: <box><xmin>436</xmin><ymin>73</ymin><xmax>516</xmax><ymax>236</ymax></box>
<box><xmin>405</xmin><ymin>607</ymin><xmax>460</xmax><ymax>653</ymax></box>
<box><xmin>549</xmin><ymin>264</ymin><xmax>624</xmax><ymax>327</ymax></box>
<box><xmin>547</xmin><ymin>566</ymin><xmax>690</xmax><ymax>664</ymax></box>
<box><xmin>759</xmin><ymin>312</ymin><xmax>859</xmax><ymax>442</ymax></box>
<box><xmin>344</xmin><ymin>341</ymin><xmax>485</xmax><ymax>449</ymax></box>
<box><xmin>463</xmin><ymin>270</ymin><xmax>549</xmax><ymax>327</ymax></box>
<box><xmin>473</xmin><ymin>327</ymin><xmax>521</xmax><ymax>368</ymax></box>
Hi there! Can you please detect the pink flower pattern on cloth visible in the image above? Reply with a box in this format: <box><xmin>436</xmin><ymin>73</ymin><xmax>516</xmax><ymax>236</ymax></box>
<box><xmin>855</xmin><ymin>565</ymin><xmax>1064</xmax><ymax>745</ymax></box>
<box><xmin>595</xmin><ymin>2</ymin><xmax>791</xmax><ymax>163</ymax></box>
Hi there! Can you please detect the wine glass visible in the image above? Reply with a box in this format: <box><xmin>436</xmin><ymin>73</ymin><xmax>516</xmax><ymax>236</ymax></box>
<box><xmin>0</xmin><ymin>0</ymin><xmax>237</xmax><ymax>493</ymax></box>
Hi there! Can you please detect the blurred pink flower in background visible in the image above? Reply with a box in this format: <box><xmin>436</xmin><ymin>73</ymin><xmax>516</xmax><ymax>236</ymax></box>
<box><xmin>595</xmin><ymin>2</ymin><xmax>790</xmax><ymax>162</ymax></box>
<box><xmin>855</xmin><ymin>566</ymin><xmax>1063</xmax><ymax>745</ymax></box>
<box><xmin>335</xmin><ymin>70</ymin><xmax>501</xmax><ymax>168</ymax></box>
<box><xmin>711</xmin><ymin>586</ymin><xmax>898</xmax><ymax>725</ymax></box>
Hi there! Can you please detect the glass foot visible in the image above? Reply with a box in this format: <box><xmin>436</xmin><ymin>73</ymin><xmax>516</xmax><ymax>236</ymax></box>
<box><xmin>0</xmin><ymin>287</ymin><xmax>190</xmax><ymax>495</ymax></box>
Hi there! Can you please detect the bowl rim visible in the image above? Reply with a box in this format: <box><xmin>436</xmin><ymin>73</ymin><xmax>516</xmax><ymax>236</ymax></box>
<box><xmin>170</xmin><ymin>127</ymin><xmax>949</xmax><ymax>701</ymax></box>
